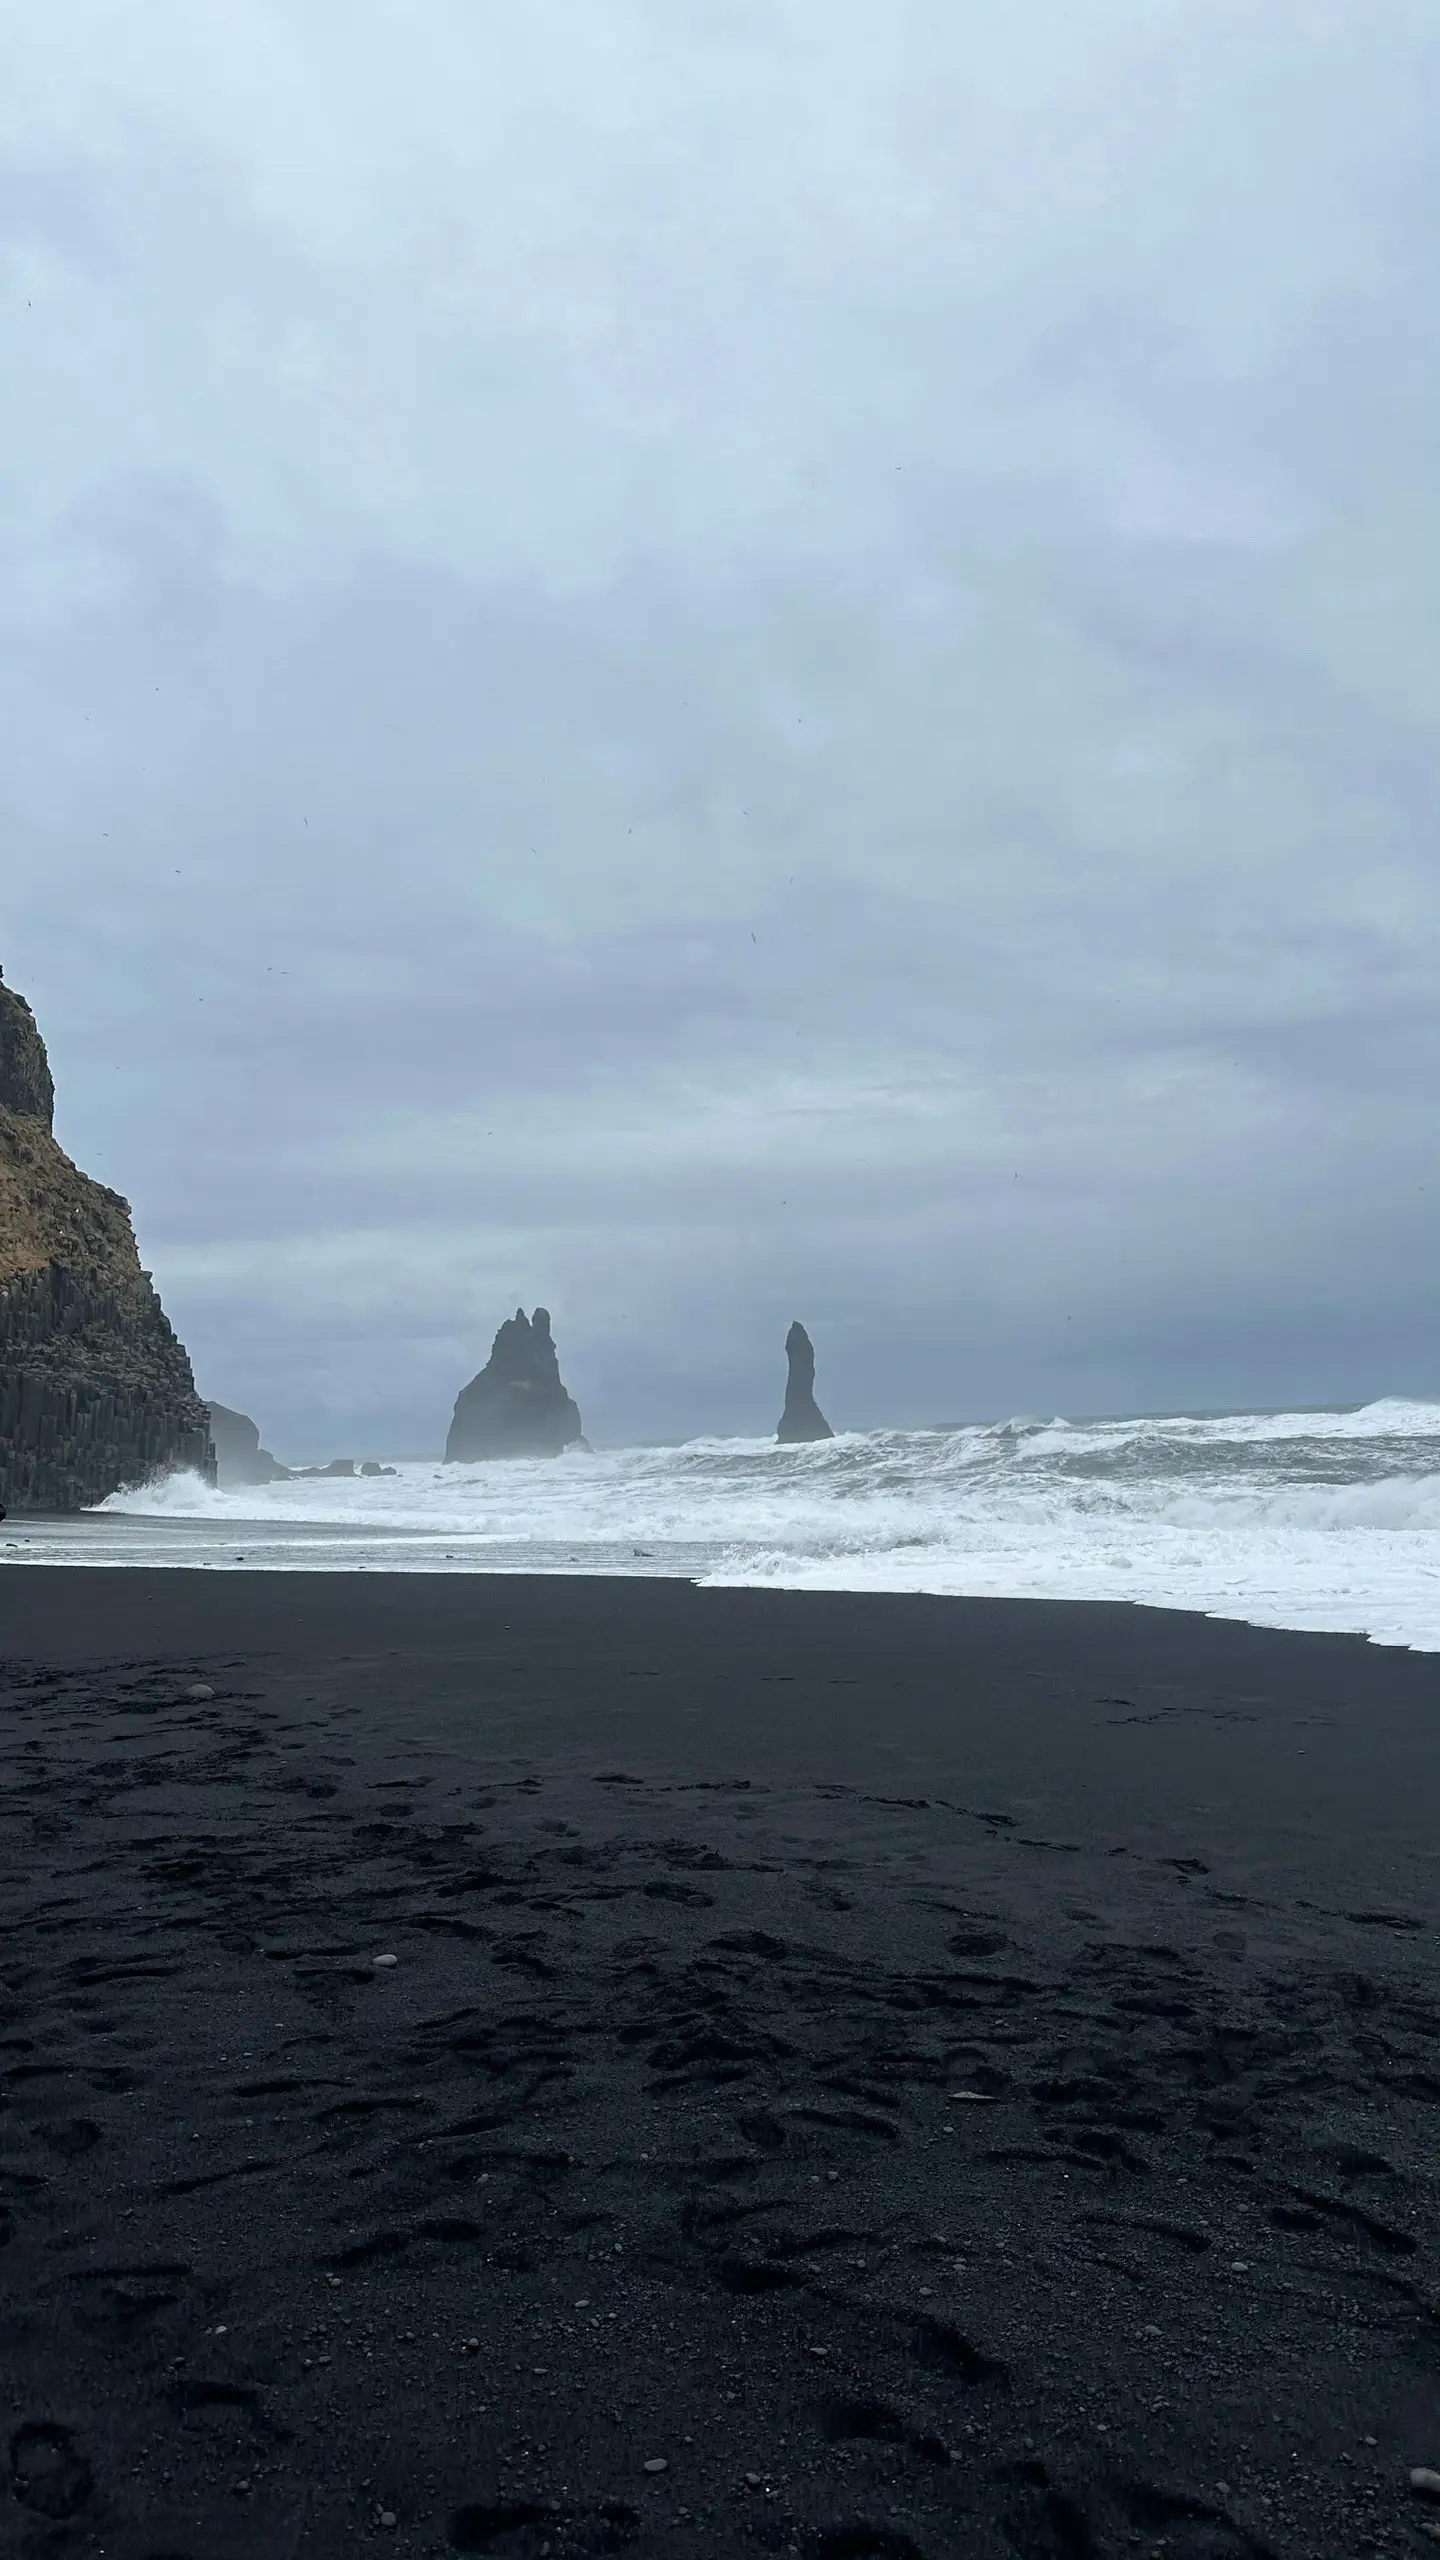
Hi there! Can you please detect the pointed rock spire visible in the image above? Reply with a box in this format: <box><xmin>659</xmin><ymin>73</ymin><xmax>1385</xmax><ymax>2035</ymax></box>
<box><xmin>445</xmin><ymin>1306</ymin><xmax>585</xmax><ymax>1459</ymax></box>
<box><xmin>776</xmin><ymin>1320</ymin><xmax>834</xmax><ymax>1443</ymax></box>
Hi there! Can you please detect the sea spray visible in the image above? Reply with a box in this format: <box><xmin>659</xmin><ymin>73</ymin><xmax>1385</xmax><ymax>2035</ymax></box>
<box><xmin>4</xmin><ymin>1397</ymin><xmax>1432</xmax><ymax>1649</ymax></box>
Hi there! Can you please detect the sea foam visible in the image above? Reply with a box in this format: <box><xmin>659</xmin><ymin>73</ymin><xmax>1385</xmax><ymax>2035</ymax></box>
<box><xmin>3</xmin><ymin>1398</ymin><xmax>1438</xmax><ymax>1650</ymax></box>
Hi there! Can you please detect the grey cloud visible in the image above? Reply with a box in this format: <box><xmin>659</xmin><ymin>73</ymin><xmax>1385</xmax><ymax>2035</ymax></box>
<box><xmin>1</xmin><ymin>3</ymin><xmax>1437</xmax><ymax>1451</ymax></box>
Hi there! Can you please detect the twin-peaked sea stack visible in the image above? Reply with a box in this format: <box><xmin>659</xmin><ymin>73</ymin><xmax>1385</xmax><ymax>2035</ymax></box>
<box><xmin>445</xmin><ymin>1307</ymin><xmax>585</xmax><ymax>1460</ymax></box>
<box><xmin>0</xmin><ymin>970</ymin><xmax>214</xmax><ymax>1511</ymax></box>
<box><xmin>776</xmin><ymin>1319</ymin><xmax>834</xmax><ymax>1443</ymax></box>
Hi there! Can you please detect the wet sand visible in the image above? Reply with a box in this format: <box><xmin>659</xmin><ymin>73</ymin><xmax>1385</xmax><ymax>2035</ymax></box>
<box><xmin>1</xmin><ymin>1568</ymin><xmax>1437</xmax><ymax>2558</ymax></box>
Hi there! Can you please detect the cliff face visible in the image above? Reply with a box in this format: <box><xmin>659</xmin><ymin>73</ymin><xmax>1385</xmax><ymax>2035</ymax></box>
<box><xmin>0</xmin><ymin>973</ymin><xmax>214</xmax><ymax>1512</ymax></box>
<box><xmin>446</xmin><ymin>1307</ymin><xmax>584</xmax><ymax>1460</ymax></box>
<box><xmin>776</xmin><ymin>1319</ymin><xmax>834</xmax><ymax>1443</ymax></box>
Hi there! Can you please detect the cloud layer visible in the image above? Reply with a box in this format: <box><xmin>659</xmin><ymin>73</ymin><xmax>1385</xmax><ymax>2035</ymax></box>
<box><xmin>3</xmin><ymin>1</ymin><xmax>1437</xmax><ymax>1451</ymax></box>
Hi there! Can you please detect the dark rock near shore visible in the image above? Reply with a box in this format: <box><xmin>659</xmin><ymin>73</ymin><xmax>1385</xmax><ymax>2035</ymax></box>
<box><xmin>206</xmin><ymin>1401</ymin><xmax>291</xmax><ymax>1486</ymax></box>
<box><xmin>0</xmin><ymin>970</ymin><xmax>214</xmax><ymax>1512</ymax></box>
<box><xmin>776</xmin><ymin>1317</ymin><xmax>834</xmax><ymax>1442</ymax></box>
<box><xmin>446</xmin><ymin>1305</ymin><xmax>584</xmax><ymax>1459</ymax></box>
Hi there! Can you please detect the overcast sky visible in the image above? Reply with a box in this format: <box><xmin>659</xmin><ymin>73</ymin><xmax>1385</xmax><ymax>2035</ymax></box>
<box><xmin>2</xmin><ymin>2</ymin><xmax>1437</xmax><ymax>1454</ymax></box>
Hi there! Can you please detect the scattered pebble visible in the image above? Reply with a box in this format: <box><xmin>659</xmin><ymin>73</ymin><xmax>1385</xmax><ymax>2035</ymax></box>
<box><xmin>373</xmin><ymin>1952</ymin><xmax>399</xmax><ymax>1969</ymax></box>
<box><xmin>1411</xmin><ymin>2468</ymin><xmax>1440</xmax><ymax>2500</ymax></box>
<box><xmin>948</xmin><ymin>2089</ymin><xmax>998</xmax><ymax>2104</ymax></box>
<box><xmin>807</xmin><ymin>2344</ymin><xmax>830</xmax><ymax>2359</ymax></box>
<box><xmin>574</xmin><ymin>2298</ymin><xmax>590</xmax><ymax>2309</ymax></box>
<box><xmin>377</xmin><ymin>2512</ymin><xmax>397</xmax><ymax>2529</ymax></box>
<box><xmin>232</xmin><ymin>2479</ymin><xmax>251</xmax><ymax>2496</ymax></box>
<box><xmin>744</xmin><ymin>2472</ymin><xmax>762</xmax><ymax>2488</ymax></box>
<box><xmin>643</xmin><ymin>2457</ymin><xmax>668</xmax><ymax>2473</ymax></box>
<box><xmin>183</xmin><ymin>1682</ymin><xmax>216</xmax><ymax>1701</ymax></box>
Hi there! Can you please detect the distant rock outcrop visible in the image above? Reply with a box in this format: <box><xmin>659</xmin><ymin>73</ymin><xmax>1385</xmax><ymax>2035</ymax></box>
<box><xmin>776</xmin><ymin>1320</ymin><xmax>834</xmax><ymax>1443</ymax></box>
<box><xmin>207</xmin><ymin>1402</ymin><xmax>291</xmax><ymax>1487</ymax></box>
<box><xmin>0</xmin><ymin>969</ymin><xmax>214</xmax><ymax>1512</ymax></box>
<box><xmin>446</xmin><ymin>1307</ymin><xmax>584</xmax><ymax>1460</ymax></box>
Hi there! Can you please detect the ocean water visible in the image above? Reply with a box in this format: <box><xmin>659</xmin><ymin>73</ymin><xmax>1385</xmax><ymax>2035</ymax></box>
<box><xmin>5</xmin><ymin>1396</ymin><xmax>1440</xmax><ymax>1650</ymax></box>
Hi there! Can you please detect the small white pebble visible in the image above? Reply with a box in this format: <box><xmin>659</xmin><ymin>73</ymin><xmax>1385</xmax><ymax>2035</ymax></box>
<box><xmin>574</xmin><ymin>2298</ymin><xmax>590</xmax><ymax>2309</ymax></box>
<box><xmin>378</xmin><ymin>2511</ymin><xmax>397</xmax><ymax>2528</ymax></box>
<box><xmin>948</xmin><ymin>2089</ymin><xmax>998</xmax><ymax>2104</ymax></box>
<box><xmin>643</xmin><ymin>2456</ymin><xmax>668</xmax><ymax>2473</ymax></box>
<box><xmin>1412</xmin><ymin>2468</ymin><xmax>1440</xmax><ymax>2499</ymax></box>
<box><xmin>808</xmin><ymin>2344</ymin><xmax>829</xmax><ymax>2359</ymax></box>
<box><xmin>744</xmin><ymin>2472</ymin><xmax>762</xmax><ymax>2488</ymax></box>
<box><xmin>184</xmin><ymin>1682</ymin><xmax>216</xmax><ymax>1701</ymax></box>
<box><xmin>373</xmin><ymin>1952</ymin><xmax>399</xmax><ymax>1969</ymax></box>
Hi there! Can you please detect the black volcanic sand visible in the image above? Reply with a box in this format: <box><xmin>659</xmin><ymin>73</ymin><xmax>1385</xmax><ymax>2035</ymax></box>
<box><xmin>1</xmin><ymin>1571</ymin><xmax>1438</xmax><ymax>2560</ymax></box>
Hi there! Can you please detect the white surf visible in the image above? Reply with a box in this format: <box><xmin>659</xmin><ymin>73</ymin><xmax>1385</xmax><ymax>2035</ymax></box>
<box><xmin>5</xmin><ymin>1395</ymin><xmax>1440</xmax><ymax>1651</ymax></box>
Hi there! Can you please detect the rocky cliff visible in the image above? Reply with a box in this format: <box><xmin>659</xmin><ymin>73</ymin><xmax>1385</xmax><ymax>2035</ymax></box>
<box><xmin>776</xmin><ymin>1319</ymin><xmax>834</xmax><ymax>1443</ymax></box>
<box><xmin>446</xmin><ymin>1307</ymin><xmax>585</xmax><ymax>1460</ymax></box>
<box><xmin>0</xmin><ymin>971</ymin><xmax>214</xmax><ymax>1512</ymax></box>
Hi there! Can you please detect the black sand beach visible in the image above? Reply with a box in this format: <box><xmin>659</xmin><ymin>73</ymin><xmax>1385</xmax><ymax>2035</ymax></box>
<box><xmin>1</xmin><ymin>1570</ymin><xmax>1437</xmax><ymax>2558</ymax></box>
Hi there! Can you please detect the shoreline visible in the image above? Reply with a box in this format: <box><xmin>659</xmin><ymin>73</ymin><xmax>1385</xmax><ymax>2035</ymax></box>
<box><xmin>2</xmin><ymin>1572</ymin><xmax>1437</xmax><ymax>2556</ymax></box>
<box><xmin>5</xmin><ymin>1519</ymin><xmax>1439</xmax><ymax>1663</ymax></box>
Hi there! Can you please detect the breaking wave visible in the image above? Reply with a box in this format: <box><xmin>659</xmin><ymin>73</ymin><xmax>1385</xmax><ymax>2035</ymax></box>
<box><xmin>5</xmin><ymin>1396</ymin><xmax>1440</xmax><ymax>1649</ymax></box>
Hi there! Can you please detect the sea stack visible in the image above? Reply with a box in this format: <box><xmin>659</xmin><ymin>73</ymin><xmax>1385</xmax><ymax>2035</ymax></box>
<box><xmin>445</xmin><ymin>1306</ymin><xmax>584</xmax><ymax>1460</ymax></box>
<box><xmin>0</xmin><ymin>968</ymin><xmax>215</xmax><ymax>1511</ymax></box>
<box><xmin>776</xmin><ymin>1319</ymin><xmax>834</xmax><ymax>1443</ymax></box>
<box><xmin>206</xmin><ymin>1402</ymin><xmax>291</xmax><ymax>1486</ymax></box>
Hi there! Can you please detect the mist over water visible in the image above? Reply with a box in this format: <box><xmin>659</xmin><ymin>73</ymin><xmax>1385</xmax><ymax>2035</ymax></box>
<box><xmin>5</xmin><ymin>1397</ymin><xmax>1439</xmax><ymax>1650</ymax></box>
